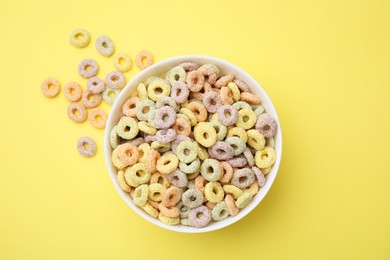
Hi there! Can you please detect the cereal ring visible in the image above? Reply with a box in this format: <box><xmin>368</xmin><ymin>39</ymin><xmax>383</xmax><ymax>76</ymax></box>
<box><xmin>261</xmin><ymin>166</ymin><xmax>272</xmax><ymax>175</ymax></box>
<box><xmin>81</xmin><ymin>90</ymin><xmax>102</xmax><ymax>108</ymax></box>
<box><xmin>166</xmin><ymin>169</ymin><xmax>188</xmax><ymax>188</ymax></box>
<box><xmin>138</xmin><ymin>121</ymin><xmax>157</xmax><ymax>135</ymax></box>
<box><xmin>227</xmin><ymin>155</ymin><xmax>248</xmax><ymax>167</ymax></box>
<box><xmin>137</xmin><ymin>143</ymin><xmax>151</xmax><ymax>163</ymax></box>
<box><xmin>122</xmin><ymin>97</ymin><xmax>140</xmax><ymax>117</ymax></box>
<box><xmin>158</xmin><ymin>213</ymin><xmax>180</xmax><ymax>225</ymax></box>
<box><xmin>116</xmin><ymin>117</ymin><xmax>139</xmax><ymax>140</ymax></box>
<box><xmin>144</xmin><ymin>134</ymin><xmax>157</xmax><ymax>143</ymax></box>
<box><xmin>200</xmin><ymin>159</ymin><xmax>222</xmax><ymax>181</ymax></box>
<box><xmin>198</xmin><ymin>65</ymin><xmax>218</xmax><ymax>85</ymax></box>
<box><xmin>233</xmin><ymin>79</ymin><xmax>249</xmax><ymax>92</ymax></box>
<box><xmin>171</xmin><ymin>135</ymin><xmax>191</xmax><ymax>154</ymax></box>
<box><xmin>145</xmin><ymin>150</ymin><xmax>161</xmax><ymax>174</ymax></box>
<box><xmin>240</xmin><ymin>92</ymin><xmax>261</xmax><ymax>105</ymax></box>
<box><xmin>265</xmin><ymin>137</ymin><xmax>275</xmax><ymax>148</ymax></box>
<box><xmin>227</xmin><ymin>82</ymin><xmax>241</xmax><ymax>102</ymax></box>
<box><xmin>217</xmin><ymin>105</ymin><xmax>238</xmax><ymax>126</ymax></box>
<box><xmin>151</xmin><ymin>141</ymin><xmax>171</xmax><ymax>153</ymax></box>
<box><xmin>235</xmin><ymin>192</ymin><xmax>253</xmax><ymax>209</ymax></box>
<box><xmin>252</xmin><ymin>167</ymin><xmax>266</xmax><ymax>187</ymax></box>
<box><xmin>226</xmin><ymin>127</ymin><xmax>248</xmax><ymax>142</ymax></box>
<box><xmin>193</xmin><ymin>122</ymin><xmax>217</xmax><ymax>148</ymax></box>
<box><xmin>110</xmin><ymin>126</ymin><xmax>121</xmax><ymax>149</ymax></box>
<box><xmin>255</xmin><ymin>147</ymin><xmax>276</xmax><ymax>168</ymax></box>
<box><xmin>86</xmin><ymin>77</ymin><xmax>105</xmax><ymax>94</ymax></box>
<box><xmin>193</xmin><ymin>141</ymin><xmax>209</xmax><ymax>161</ymax></box>
<box><xmin>225</xmin><ymin>137</ymin><xmax>246</xmax><ymax>156</ymax></box>
<box><xmin>187</xmin><ymin>181</ymin><xmax>196</xmax><ymax>189</ymax></box>
<box><xmin>170</xmin><ymin>82</ymin><xmax>189</xmax><ymax>104</ymax></box>
<box><xmin>186</xmin><ymin>102</ymin><xmax>208</xmax><ymax>122</ymax></box>
<box><xmin>243</xmin><ymin>147</ymin><xmax>255</xmax><ymax>167</ymax></box>
<box><xmin>202</xmin><ymin>91</ymin><xmax>222</xmax><ymax>113</ymax></box>
<box><xmin>211</xmin><ymin>202</ymin><xmax>230</xmax><ymax>221</ymax></box>
<box><xmin>204</xmin><ymin>182</ymin><xmax>224</xmax><ymax>203</ymax></box>
<box><xmin>182</xmin><ymin>189</ymin><xmax>204</xmax><ymax>208</ymax></box>
<box><xmin>117</xmin><ymin>170</ymin><xmax>131</xmax><ymax>192</ymax></box>
<box><xmin>67</xmin><ymin>102</ymin><xmax>87</xmax><ymax>123</ymax></box>
<box><xmin>161</xmin><ymin>186</ymin><xmax>182</xmax><ymax>207</ymax></box>
<box><xmin>78</xmin><ymin>58</ymin><xmax>98</xmax><ymax>78</ymax></box>
<box><xmin>136</xmin><ymin>99</ymin><xmax>156</xmax><ymax>121</ymax></box>
<box><xmin>179</xmin><ymin>62</ymin><xmax>199</xmax><ymax>72</ymax></box>
<box><xmin>231</xmin><ymin>168</ymin><xmax>255</xmax><ymax>189</ymax></box>
<box><xmin>77</xmin><ymin>136</ymin><xmax>96</xmax><ymax>157</ymax></box>
<box><xmin>159</xmin><ymin>203</ymin><xmax>180</xmax><ymax>218</ymax></box>
<box><xmin>95</xmin><ymin>35</ymin><xmax>115</xmax><ymax>57</ymax></box>
<box><xmin>41</xmin><ymin>77</ymin><xmax>60</xmax><ymax>97</ymax></box>
<box><xmin>130</xmin><ymin>137</ymin><xmax>145</xmax><ymax>147</ymax></box>
<box><xmin>113</xmin><ymin>52</ymin><xmax>132</xmax><ymax>72</ymax></box>
<box><xmin>179</xmin><ymin>158</ymin><xmax>200</xmax><ymax>174</ymax></box>
<box><xmin>208</xmin><ymin>141</ymin><xmax>234</xmax><ymax>161</ymax></box>
<box><xmin>137</xmin><ymin>83</ymin><xmax>148</xmax><ymax>100</ymax></box>
<box><xmin>135</xmin><ymin>51</ymin><xmax>154</xmax><ymax>70</ymax></box>
<box><xmin>178</xmin><ymin>201</ymin><xmax>190</xmax><ymax>218</ymax></box>
<box><xmin>147</xmin><ymin>199</ymin><xmax>160</xmax><ymax>210</ymax></box>
<box><xmin>166</xmin><ymin>66</ymin><xmax>187</xmax><ymax>86</ymax></box>
<box><xmin>220</xmin><ymin>87</ymin><xmax>234</xmax><ymax>105</ymax></box>
<box><xmin>176</xmin><ymin>141</ymin><xmax>198</xmax><ymax>163</ymax></box>
<box><xmin>156</xmin><ymin>152</ymin><xmax>179</xmax><ymax>174</ymax></box>
<box><xmin>156</xmin><ymin>96</ymin><xmax>179</xmax><ymax>112</ymax></box>
<box><xmin>219</xmin><ymin>161</ymin><xmax>233</xmax><ymax>184</ymax></box>
<box><xmin>208</xmin><ymin>121</ymin><xmax>227</xmax><ymax>141</ymax></box>
<box><xmin>244</xmin><ymin>181</ymin><xmax>259</xmax><ymax>196</ymax></box>
<box><xmin>253</xmin><ymin>105</ymin><xmax>265</xmax><ymax>117</ymax></box>
<box><xmin>64</xmin><ymin>81</ymin><xmax>82</xmax><ymax>102</ymax></box>
<box><xmin>141</xmin><ymin>202</ymin><xmax>159</xmax><ymax>218</ymax></box>
<box><xmin>189</xmin><ymin>82</ymin><xmax>212</xmax><ymax>101</ymax></box>
<box><xmin>148</xmin><ymin>183</ymin><xmax>166</xmax><ymax>202</ymax></box>
<box><xmin>69</xmin><ymin>29</ymin><xmax>90</xmax><ymax>48</ymax></box>
<box><xmin>153</xmin><ymin>106</ymin><xmax>176</xmax><ymax>129</ymax></box>
<box><xmin>102</xmin><ymin>88</ymin><xmax>120</xmax><ymax>105</ymax></box>
<box><xmin>156</xmin><ymin>129</ymin><xmax>177</xmax><ymax>143</ymax></box>
<box><xmin>225</xmin><ymin>195</ymin><xmax>239</xmax><ymax>216</ymax></box>
<box><xmin>125</xmin><ymin>163</ymin><xmax>151</xmax><ymax>187</ymax></box>
<box><xmin>247</xmin><ymin>129</ymin><xmax>265</xmax><ymax>150</ymax></box>
<box><xmin>144</xmin><ymin>76</ymin><xmax>158</xmax><ymax>87</ymax></box>
<box><xmin>194</xmin><ymin>175</ymin><xmax>207</xmax><ymax>194</ymax></box>
<box><xmin>186</xmin><ymin>70</ymin><xmax>205</xmax><ymax>92</ymax></box>
<box><xmin>172</xmin><ymin>117</ymin><xmax>191</xmax><ymax>136</ymax></box>
<box><xmin>150</xmin><ymin>172</ymin><xmax>170</xmax><ymax>188</ymax></box>
<box><xmin>133</xmin><ymin>184</ymin><xmax>149</xmax><ymax>206</ymax></box>
<box><xmin>233</xmin><ymin>101</ymin><xmax>252</xmax><ymax>111</ymax></box>
<box><xmin>117</xmin><ymin>143</ymin><xmax>139</xmax><ymax>166</ymax></box>
<box><xmin>215</xmin><ymin>74</ymin><xmax>234</xmax><ymax>88</ymax></box>
<box><xmin>187</xmin><ymin>169</ymin><xmax>200</xmax><ymax>181</ymax></box>
<box><xmin>188</xmin><ymin>206</ymin><xmax>211</xmax><ymax>228</ymax></box>
<box><xmin>179</xmin><ymin>108</ymin><xmax>197</xmax><ymax>126</ymax></box>
<box><xmin>255</xmin><ymin>113</ymin><xmax>278</xmax><ymax>138</ymax></box>
<box><xmin>204</xmin><ymin>201</ymin><xmax>215</xmax><ymax>210</ymax></box>
<box><xmin>223</xmin><ymin>185</ymin><xmax>243</xmax><ymax>199</ymax></box>
<box><xmin>88</xmin><ymin>108</ymin><xmax>107</xmax><ymax>129</ymax></box>
<box><xmin>111</xmin><ymin>146</ymin><xmax>127</xmax><ymax>170</ymax></box>
<box><xmin>106</xmin><ymin>71</ymin><xmax>126</xmax><ymax>89</ymax></box>
<box><xmin>236</xmin><ymin>108</ymin><xmax>257</xmax><ymax>130</ymax></box>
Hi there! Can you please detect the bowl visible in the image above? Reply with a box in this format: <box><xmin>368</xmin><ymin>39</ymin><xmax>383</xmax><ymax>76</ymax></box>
<box><xmin>104</xmin><ymin>55</ymin><xmax>282</xmax><ymax>233</ymax></box>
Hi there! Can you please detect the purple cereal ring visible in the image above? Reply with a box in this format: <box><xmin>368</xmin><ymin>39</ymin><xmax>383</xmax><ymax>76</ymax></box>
<box><xmin>217</xmin><ymin>105</ymin><xmax>238</xmax><ymax>126</ymax></box>
<box><xmin>203</xmin><ymin>91</ymin><xmax>222</xmax><ymax>113</ymax></box>
<box><xmin>255</xmin><ymin>113</ymin><xmax>278</xmax><ymax>138</ymax></box>
<box><xmin>153</xmin><ymin>106</ymin><xmax>176</xmax><ymax>129</ymax></box>
<box><xmin>208</xmin><ymin>141</ymin><xmax>234</xmax><ymax>161</ymax></box>
<box><xmin>170</xmin><ymin>82</ymin><xmax>189</xmax><ymax>104</ymax></box>
<box><xmin>166</xmin><ymin>169</ymin><xmax>188</xmax><ymax>188</ymax></box>
<box><xmin>233</xmin><ymin>79</ymin><xmax>249</xmax><ymax>92</ymax></box>
<box><xmin>106</xmin><ymin>71</ymin><xmax>126</xmax><ymax>89</ymax></box>
<box><xmin>130</xmin><ymin>137</ymin><xmax>145</xmax><ymax>146</ymax></box>
<box><xmin>227</xmin><ymin>155</ymin><xmax>248</xmax><ymax>168</ymax></box>
<box><xmin>188</xmin><ymin>205</ymin><xmax>211</xmax><ymax>228</ymax></box>
<box><xmin>252</xmin><ymin>166</ymin><xmax>266</xmax><ymax>187</ymax></box>
<box><xmin>179</xmin><ymin>62</ymin><xmax>200</xmax><ymax>72</ymax></box>
<box><xmin>231</xmin><ymin>168</ymin><xmax>255</xmax><ymax>189</ymax></box>
<box><xmin>78</xmin><ymin>58</ymin><xmax>98</xmax><ymax>78</ymax></box>
<box><xmin>171</xmin><ymin>135</ymin><xmax>191</xmax><ymax>154</ymax></box>
<box><xmin>156</xmin><ymin>129</ymin><xmax>177</xmax><ymax>143</ymax></box>
<box><xmin>144</xmin><ymin>134</ymin><xmax>157</xmax><ymax>143</ymax></box>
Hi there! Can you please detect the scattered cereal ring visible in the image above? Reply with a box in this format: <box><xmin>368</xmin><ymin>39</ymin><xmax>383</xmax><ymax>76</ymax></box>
<box><xmin>69</xmin><ymin>29</ymin><xmax>90</xmax><ymax>48</ymax></box>
<box><xmin>135</xmin><ymin>50</ymin><xmax>154</xmax><ymax>70</ymax></box>
<box><xmin>156</xmin><ymin>152</ymin><xmax>179</xmax><ymax>174</ymax></box>
<box><xmin>86</xmin><ymin>77</ymin><xmax>105</xmax><ymax>94</ymax></box>
<box><xmin>77</xmin><ymin>136</ymin><xmax>96</xmax><ymax>157</ymax></box>
<box><xmin>172</xmin><ymin>117</ymin><xmax>191</xmax><ymax>136</ymax></box>
<box><xmin>106</xmin><ymin>71</ymin><xmax>126</xmax><ymax>89</ymax></box>
<box><xmin>170</xmin><ymin>82</ymin><xmax>189</xmax><ymax>103</ymax></box>
<box><xmin>41</xmin><ymin>77</ymin><xmax>61</xmax><ymax>97</ymax></box>
<box><xmin>208</xmin><ymin>141</ymin><xmax>234</xmax><ymax>161</ymax></box>
<box><xmin>219</xmin><ymin>161</ymin><xmax>233</xmax><ymax>184</ymax></box>
<box><xmin>116</xmin><ymin>117</ymin><xmax>139</xmax><ymax>139</ymax></box>
<box><xmin>171</xmin><ymin>135</ymin><xmax>191</xmax><ymax>154</ymax></box>
<box><xmin>255</xmin><ymin>113</ymin><xmax>278</xmax><ymax>138</ymax></box>
<box><xmin>202</xmin><ymin>91</ymin><xmax>222</xmax><ymax>113</ymax></box>
<box><xmin>198</xmin><ymin>64</ymin><xmax>218</xmax><ymax>85</ymax></box>
<box><xmin>95</xmin><ymin>35</ymin><xmax>115</xmax><ymax>57</ymax></box>
<box><xmin>117</xmin><ymin>170</ymin><xmax>131</xmax><ymax>192</ymax></box>
<box><xmin>179</xmin><ymin>62</ymin><xmax>199</xmax><ymax>72</ymax></box>
<box><xmin>156</xmin><ymin>128</ymin><xmax>176</xmax><ymax>143</ymax></box>
<box><xmin>211</xmin><ymin>202</ymin><xmax>230</xmax><ymax>221</ymax></box>
<box><xmin>133</xmin><ymin>184</ymin><xmax>149</xmax><ymax>206</ymax></box>
<box><xmin>188</xmin><ymin>206</ymin><xmax>211</xmax><ymax>228</ymax></box>
<box><xmin>138</xmin><ymin>121</ymin><xmax>157</xmax><ymax>135</ymax></box>
<box><xmin>186</xmin><ymin>102</ymin><xmax>208</xmax><ymax>122</ymax></box>
<box><xmin>64</xmin><ymin>81</ymin><xmax>82</xmax><ymax>102</ymax></box>
<box><xmin>225</xmin><ymin>137</ymin><xmax>246</xmax><ymax>156</ymax></box>
<box><xmin>176</xmin><ymin>141</ymin><xmax>198</xmax><ymax>163</ymax></box>
<box><xmin>179</xmin><ymin>158</ymin><xmax>200</xmax><ymax>174</ymax></box>
<box><xmin>153</xmin><ymin>106</ymin><xmax>176</xmax><ymax>129</ymax></box>
<box><xmin>235</xmin><ymin>192</ymin><xmax>253</xmax><ymax>209</ymax></box>
<box><xmin>122</xmin><ymin>97</ymin><xmax>140</xmax><ymax>117</ymax></box>
<box><xmin>252</xmin><ymin>166</ymin><xmax>266</xmax><ymax>187</ymax></box>
<box><xmin>186</xmin><ymin>70</ymin><xmax>205</xmax><ymax>92</ymax></box>
<box><xmin>117</xmin><ymin>143</ymin><xmax>139</xmax><ymax>166</ymax></box>
<box><xmin>233</xmin><ymin>79</ymin><xmax>249</xmax><ymax>92</ymax></box>
<box><xmin>193</xmin><ymin>122</ymin><xmax>217</xmax><ymax>148</ymax></box>
<box><xmin>223</xmin><ymin>185</ymin><xmax>243</xmax><ymax>199</ymax></box>
<box><xmin>158</xmin><ymin>213</ymin><xmax>180</xmax><ymax>225</ymax></box>
<box><xmin>81</xmin><ymin>90</ymin><xmax>102</xmax><ymax>108</ymax></box>
<box><xmin>141</xmin><ymin>202</ymin><xmax>159</xmax><ymax>218</ymax></box>
<box><xmin>220</xmin><ymin>87</ymin><xmax>234</xmax><ymax>105</ymax></box>
<box><xmin>78</xmin><ymin>58</ymin><xmax>98</xmax><ymax>78</ymax></box>
<box><xmin>200</xmin><ymin>159</ymin><xmax>222</xmax><ymax>182</ymax></box>
<box><xmin>113</xmin><ymin>52</ymin><xmax>132</xmax><ymax>72</ymax></box>
<box><xmin>166</xmin><ymin>66</ymin><xmax>187</xmax><ymax>86</ymax></box>
<box><xmin>255</xmin><ymin>147</ymin><xmax>276</xmax><ymax>168</ymax></box>
<box><xmin>225</xmin><ymin>195</ymin><xmax>239</xmax><ymax>216</ymax></box>
<box><xmin>161</xmin><ymin>186</ymin><xmax>182</xmax><ymax>207</ymax></box>
<box><xmin>88</xmin><ymin>107</ymin><xmax>107</xmax><ymax>129</ymax></box>
<box><xmin>150</xmin><ymin>172</ymin><xmax>170</xmax><ymax>188</ymax></box>
<box><xmin>156</xmin><ymin>96</ymin><xmax>179</xmax><ymax>112</ymax></box>
<box><xmin>247</xmin><ymin>129</ymin><xmax>265</xmax><ymax>150</ymax></box>
<box><xmin>217</xmin><ymin>105</ymin><xmax>238</xmax><ymax>126</ymax></box>
<box><xmin>182</xmin><ymin>188</ymin><xmax>204</xmax><ymax>208</ymax></box>
<box><xmin>215</xmin><ymin>74</ymin><xmax>234</xmax><ymax>88</ymax></box>
<box><xmin>102</xmin><ymin>88</ymin><xmax>120</xmax><ymax>105</ymax></box>
<box><xmin>231</xmin><ymin>168</ymin><xmax>255</xmax><ymax>188</ymax></box>
<box><xmin>240</xmin><ymin>92</ymin><xmax>261</xmax><ymax>105</ymax></box>
<box><xmin>136</xmin><ymin>99</ymin><xmax>156</xmax><ymax>121</ymax></box>
<box><xmin>243</xmin><ymin>147</ymin><xmax>255</xmax><ymax>167</ymax></box>
<box><xmin>236</xmin><ymin>108</ymin><xmax>257</xmax><ymax>130</ymax></box>
<box><xmin>148</xmin><ymin>183</ymin><xmax>166</xmax><ymax>202</ymax></box>
<box><xmin>204</xmin><ymin>182</ymin><xmax>224</xmax><ymax>203</ymax></box>
<box><xmin>226</xmin><ymin>127</ymin><xmax>248</xmax><ymax>142</ymax></box>
<box><xmin>67</xmin><ymin>102</ymin><xmax>87</xmax><ymax>123</ymax></box>
<box><xmin>166</xmin><ymin>169</ymin><xmax>188</xmax><ymax>188</ymax></box>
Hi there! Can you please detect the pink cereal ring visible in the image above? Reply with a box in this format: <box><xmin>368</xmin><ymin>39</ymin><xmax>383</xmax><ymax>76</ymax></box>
<box><xmin>233</xmin><ymin>79</ymin><xmax>250</xmax><ymax>92</ymax></box>
<box><xmin>188</xmin><ymin>205</ymin><xmax>211</xmax><ymax>228</ymax></box>
<box><xmin>179</xmin><ymin>62</ymin><xmax>199</xmax><ymax>72</ymax></box>
<box><xmin>198</xmin><ymin>65</ymin><xmax>217</xmax><ymax>85</ymax></box>
<box><xmin>171</xmin><ymin>135</ymin><xmax>191</xmax><ymax>154</ymax></box>
<box><xmin>153</xmin><ymin>106</ymin><xmax>177</xmax><ymax>129</ymax></box>
<box><xmin>217</xmin><ymin>105</ymin><xmax>238</xmax><ymax>126</ymax></box>
<box><xmin>252</xmin><ymin>166</ymin><xmax>266</xmax><ymax>187</ymax></box>
<box><xmin>166</xmin><ymin>169</ymin><xmax>188</xmax><ymax>188</ymax></box>
<box><xmin>106</xmin><ymin>71</ymin><xmax>126</xmax><ymax>89</ymax></box>
<box><xmin>255</xmin><ymin>113</ymin><xmax>278</xmax><ymax>138</ymax></box>
<box><xmin>78</xmin><ymin>58</ymin><xmax>99</xmax><ymax>78</ymax></box>
<box><xmin>186</xmin><ymin>70</ymin><xmax>205</xmax><ymax>92</ymax></box>
<box><xmin>208</xmin><ymin>141</ymin><xmax>234</xmax><ymax>161</ymax></box>
<box><xmin>67</xmin><ymin>102</ymin><xmax>87</xmax><ymax>123</ymax></box>
<box><xmin>156</xmin><ymin>129</ymin><xmax>177</xmax><ymax>143</ymax></box>
<box><xmin>81</xmin><ymin>90</ymin><xmax>102</xmax><ymax>108</ymax></box>
<box><xmin>215</xmin><ymin>74</ymin><xmax>234</xmax><ymax>88</ymax></box>
<box><xmin>122</xmin><ymin>97</ymin><xmax>140</xmax><ymax>117</ymax></box>
<box><xmin>64</xmin><ymin>81</ymin><xmax>82</xmax><ymax>102</ymax></box>
<box><xmin>203</xmin><ymin>91</ymin><xmax>222</xmax><ymax>113</ymax></box>
<box><xmin>227</xmin><ymin>155</ymin><xmax>248</xmax><ymax>168</ymax></box>
<box><xmin>170</xmin><ymin>82</ymin><xmax>190</xmax><ymax>104</ymax></box>
<box><xmin>86</xmin><ymin>77</ymin><xmax>106</xmax><ymax>94</ymax></box>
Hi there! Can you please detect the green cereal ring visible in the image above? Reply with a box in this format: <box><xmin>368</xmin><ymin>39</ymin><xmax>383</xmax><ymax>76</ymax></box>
<box><xmin>133</xmin><ymin>184</ymin><xmax>149</xmax><ymax>206</ymax></box>
<box><xmin>147</xmin><ymin>109</ymin><xmax>158</xmax><ymax>128</ymax></box>
<box><xmin>102</xmin><ymin>88</ymin><xmax>120</xmax><ymax>105</ymax></box>
<box><xmin>265</xmin><ymin>137</ymin><xmax>275</xmax><ymax>148</ymax></box>
<box><xmin>69</xmin><ymin>29</ymin><xmax>90</xmax><ymax>48</ymax></box>
<box><xmin>209</xmin><ymin>121</ymin><xmax>227</xmax><ymax>141</ymax></box>
<box><xmin>116</xmin><ymin>117</ymin><xmax>139</xmax><ymax>140</ymax></box>
<box><xmin>156</xmin><ymin>96</ymin><xmax>180</xmax><ymax>112</ymax></box>
<box><xmin>200</xmin><ymin>159</ymin><xmax>222</xmax><ymax>181</ymax></box>
<box><xmin>182</xmin><ymin>188</ymin><xmax>204</xmax><ymax>208</ymax></box>
<box><xmin>148</xmin><ymin>79</ymin><xmax>171</xmax><ymax>102</ymax></box>
<box><xmin>243</xmin><ymin>147</ymin><xmax>255</xmax><ymax>167</ymax></box>
<box><xmin>110</xmin><ymin>126</ymin><xmax>121</xmax><ymax>149</ymax></box>
<box><xmin>137</xmin><ymin>83</ymin><xmax>148</xmax><ymax>100</ymax></box>
<box><xmin>223</xmin><ymin>185</ymin><xmax>243</xmax><ymax>199</ymax></box>
<box><xmin>125</xmin><ymin>163</ymin><xmax>151</xmax><ymax>187</ymax></box>
<box><xmin>193</xmin><ymin>141</ymin><xmax>209</xmax><ymax>161</ymax></box>
<box><xmin>227</xmin><ymin>127</ymin><xmax>248</xmax><ymax>143</ymax></box>
<box><xmin>151</xmin><ymin>141</ymin><xmax>171</xmax><ymax>153</ymax></box>
<box><xmin>95</xmin><ymin>35</ymin><xmax>115</xmax><ymax>57</ymax></box>
<box><xmin>253</xmin><ymin>105</ymin><xmax>265</xmax><ymax>117</ymax></box>
<box><xmin>144</xmin><ymin>76</ymin><xmax>158</xmax><ymax>86</ymax></box>
<box><xmin>235</xmin><ymin>192</ymin><xmax>253</xmax><ymax>209</ymax></box>
<box><xmin>225</xmin><ymin>137</ymin><xmax>246</xmax><ymax>156</ymax></box>
<box><xmin>179</xmin><ymin>158</ymin><xmax>200</xmax><ymax>174</ymax></box>
<box><xmin>186</xmin><ymin>181</ymin><xmax>196</xmax><ymax>189</ymax></box>
<box><xmin>136</xmin><ymin>99</ymin><xmax>156</xmax><ymax>121</ymax></box>
<box><xmin>211</xmin><ymin>202</ymin><xmax>230</xmax><ymax>221</ymax></box>
<box><xmin>180</xmin><ymin>218</ymin><xmax>190</xmax><ymax>226</ymax></box>
<box><xmin>178</xmin><ymin>201</ymin><xmax>190</xmax><ymax>218</ymax></box>
<box><xmin>148</xmin><ymin>183</ymin><xmax>166</xmax><ymax>202</ymax></box>
<box><xmin>204</xmin><ymin>182</ymin><xmax>224</xmax><ymax>203</ymax></box>
<box><xmin>176</xmin><ymin>141</ymin><xmax>198</xmax><ymax>163</ymax></box>
<box><xmin>233</xmin><ymin>101</ymin><xmax>252</xmax><ymax>111</ymax></box>
<box><xmin>166</xmin><ymin>66</ymin><xmax>187</xmax><ymax>86</ymax></box>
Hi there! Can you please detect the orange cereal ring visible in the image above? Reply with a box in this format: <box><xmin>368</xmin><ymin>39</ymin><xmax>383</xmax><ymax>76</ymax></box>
<box><xmin>186</xmin><ymin>102</ymin><xmax>208</xmax><ymax>122</ymax></box>
<box><xmin>159</xmin><ymin>204</ymin><xmax>180</xmax><ymax>218</ymax></box>
<box><xmin>41</xmin><ymin>77</ymin><xmax>60</xmax><ymax>97</ymax></box>
<box><xmin>147</xmin><ymin>199</ymin><xmax>160</xmax><ymax>210</ymax></box>
<box><xmin>122</xmin><ymin>97</ymin><xmax>140</xmax><ymax>118</ymax></box>
<box><xmin>240</xmin><ymin>92</ymin><xmax>261</xmax><ymax>105</ymax></box>
<box><xmin>135</xmin><ymin>50</ymin><xmax>154</xmax><ymax>70</ymax></box>
<box><xmin>150</xmin><ymin>172</ymin><xmax>171</xmax><ymax>188</ymax></box>
<box><xmin>88</xmin><ymin>107</ymin><xmax>107</xmax><ymax>129</ymax></box>
<box><xmin>220</xmin><ymin>86</ymin><xmax>234</xmax><ymax>105</ymax></box>
<box><xmin>81</xmin><ymin>90</ymin><xmax>102</xmax><ymax>108</ymax></box>
<box><xmin>145</xmin><ymin>149</ymin><xmax>161</xmax><ymax>173</ymax></box>
<box><xmin>64</xmin><ymin>81</ymin><xmax>82</xmax><ymax>102</ymax></box>
<box><xmin>219</xmin><ymin>161</ymin><xmax>233</xmax><ymax>184</ymax></box>
<box><xmin>67</xmin><ymin>102</ymin><xmax>87</xmax><ymax>123</ymax></box>
<box><xmin>225</xmin><ymin>194</ymin><xmax>239</xmax><ymax>216</ymax></box>
<box><xmin>215</xmin><ymin>74</ymin><xmax>234</xmax><ymax>88</ymax></box>
<box><xmin>198</xmin><ymin>65</ymin><xmax>218</xmax><ymax>85</ymax></box>
<box><xmin>161</xmin><ymin>186</ymin><xmax>182</xmax><ymax>207</ymax></box>
<box><xmin>205</xmin><ymin>201</ymin><xmax>216</xmax><ymax>210</ymax></box>
<box><xmin>172</xmin><ymin>117</ymin><xmax>191</xmax><ymax>136</ymax></box>
<box><xmin>195</xmin><ymin>175</ymin><xmax>207</xmax><ymax>194</ymax></box>
<box><xmin>117</xmin><ymin>143</ymin><xmax>139</xmax><ymax>166</ymax></box>
<box><xmin>186</xmin><ymin>70</ymin><xmax>205</xmax><ymax>92</ymax></box>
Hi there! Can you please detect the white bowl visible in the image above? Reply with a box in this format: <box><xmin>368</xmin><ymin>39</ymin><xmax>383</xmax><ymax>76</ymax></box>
<box><xmin>104</xmin><ymin>55</ymin><xmax>282</xmax><ymax>233</ymax></box>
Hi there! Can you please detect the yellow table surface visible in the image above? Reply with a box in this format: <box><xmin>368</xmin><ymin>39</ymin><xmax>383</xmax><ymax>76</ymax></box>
<box><xmin>1</xmin><ymin>0</ymin><xmax>389</xmax><ymax>259</ymax></box>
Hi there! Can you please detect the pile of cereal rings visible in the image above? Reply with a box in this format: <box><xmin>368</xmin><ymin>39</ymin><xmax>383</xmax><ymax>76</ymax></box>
<box><xmin>40</xmin><ymin>28</ymin><xmax>154</xmax><ymax>157</ymax></box>
<box><xmin>110</xmin><ymin>62</ymin><xmax>278</xmax><ymax>227</ymax></box>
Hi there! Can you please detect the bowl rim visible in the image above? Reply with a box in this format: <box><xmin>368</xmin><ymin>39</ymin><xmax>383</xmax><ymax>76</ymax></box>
<box><xmin>104</xmin><ymin>55</ymin><xmax>283</xmax><ymax>233</ymax></box>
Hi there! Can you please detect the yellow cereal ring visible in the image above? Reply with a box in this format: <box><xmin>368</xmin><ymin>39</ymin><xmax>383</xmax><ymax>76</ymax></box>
<box><xmin>179</xmin><ymin>108</ymin><xmax>197</xmax><ymax>126</ymax></box>
<box><xmin>187</xmin><ymin>168</ymin><xmax>201</xmax><ymax>180</ymax></box>
<box><xmin>137</xmin><ymin>83</ymin><xmax>148</xmax><ymax>100</ymax></box>
<box><xmin>124</xmin><ymin>163</ymin><xmax>151</xmax><ymax>187</ymax></box>
<box><xmin>205</xmin><ymin>182</ymin><xmax>224</xmax><ymax>203</ymax></box>
<box><xmin>117</xmin><ymin>117</ymin><xmax>139</xmax><ymax>140</ymax></box>
<box><xmin>262</xmin><ymin>166</ymin><xmax>272</xmax><ymax>175</ymax></box>
<box><xmin>138</xmin><ymin>121</ymin><xmax>157</xmax><ymax>135</ymax></box>
<box><xmin>113</xmin><ymin>52</ymin><xmax>132</xmax><ymax>72</ymax></box>
<box><xmin>141</xmin><ymin>202</ymin><xmax>159</xmax><ymax>218</ymax></box>
<box><xmin>148</xmin><ymin>79</ymin><xmax>171</xmax><ymax>101</ymax></box>
<box><xmin>247</xmin><ymin>129</ymin><xmax>265</xmax><ymax>150</ymax></box>
<box><xmin>151</xmin><ymin>141</ymin><xmax>171</xmax><ymax>153</ymax></box>
<box><xmin>223</xmin><ymin>185</ymin><xmax>243</xmax><ymax>199</ymax></box>
<box><xmin>226</xmin><ymin>127</ymin><xmax>248</xmax><ymax>143</ymax></box>
<box><xmin>158</xmin><ymin>213</ymin><xmax>180</xmax><ymax>225</ymax></box>
<box><xmin>156</xmin><ymin>152</ymin><xmax>179</xmax><ymax>174</ymax></box>
<box><xmin>244</xmin><ymin>182</ymin><xmax>259</xmax><ymax>196</ymax></box>
<box><xmin>210</xmin><ymin>113</ymin><xmax>219</xmax><ymax>122</ymax></box>
<box><xmin>150</xmin><ymin>172</ymin><xmax>170</xmax><ymax>188</ymax></box>
<box><xmin>236</xmin><ymin>108</ymin><xmax>257</xmax><ymax>130</ymax></box>
<box><xmin>133</xmin><ymin>184</ymin><xmax>149</xmax><ymax>206</ymax></box>
<box><xmin>193</xmin><ymin>141</ymin><xmax>209</xmax><ymax>161</ymax></box>
<box><xmin>138</xmin><ymin>143</ymin><xmax>151</xmax><ymax>163</ymax></box>
<box><xmin>158</xmin><ymin>204</ymin><xmax>180</xmax><ymax>218</ymax></box>
<box><xmin>148</xmin><ymin>183</ymin><xmax>166</xmax><ymax>202</ymax></box>
<box><xmin>255</xmin><ymin>147</ymin><xmax>276</xmax><ymax>168</ymax></box>
<box><xmin>235</xmin><ymin>192</ymin><xmax>253</xmax><ymax>209</ymax></box>
<box><xmin>194</xmin><ymin>122</ymin><xmax>217</xmax><ymax>148</ymax></box>
<box><xmin>111</xmin><ymin>147</ymin><xmax>127</xmax><ymax>170</ymax></box>
<box><xmin>117</xmin><ymin>170</ymin><xmax>131</xmax><ymax>192</ymax></box>
<box><xmin>69</xmin><ymin>29</ymin><xmax>90</xmax><ymax>48</ymax></box>
<box><xmin>227</xmin><ymin>82</ymin><xmax>241</xmax><ymax>101</ymax></box>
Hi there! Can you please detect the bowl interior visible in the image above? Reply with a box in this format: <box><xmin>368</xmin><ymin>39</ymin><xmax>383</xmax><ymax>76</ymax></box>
<box><xmin>104</xmin><ymin>55</ymin><xmax>282</xmax><ymax>233</ymax></box>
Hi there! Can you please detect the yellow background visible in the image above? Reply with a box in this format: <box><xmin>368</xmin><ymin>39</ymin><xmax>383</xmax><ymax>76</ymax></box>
<box><xmin>0</xmin><ymin>0</ymin><xmax>389</xmax><ymax>259</ymax></box>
